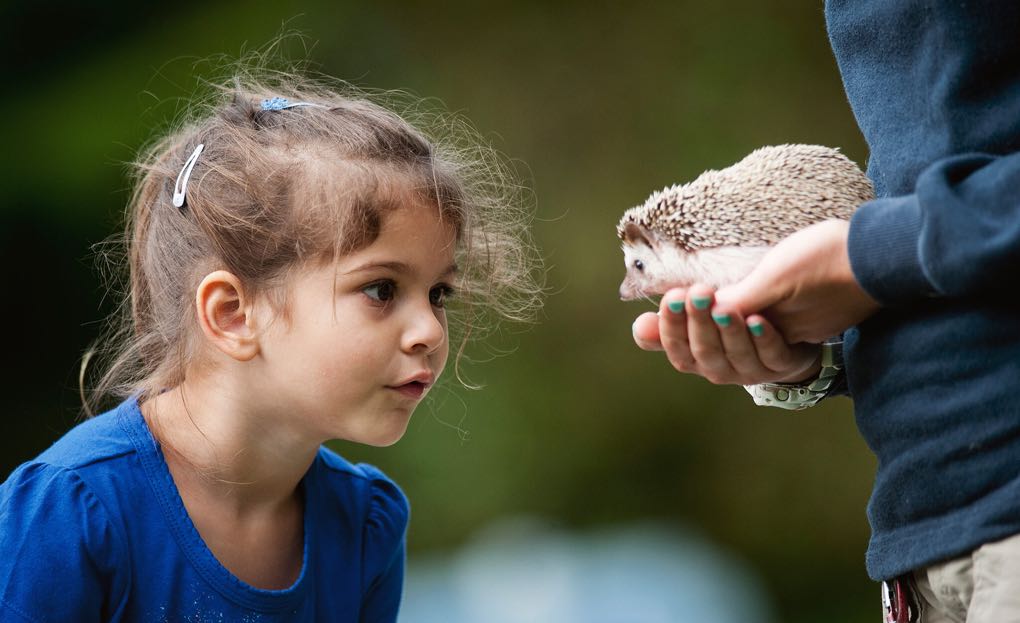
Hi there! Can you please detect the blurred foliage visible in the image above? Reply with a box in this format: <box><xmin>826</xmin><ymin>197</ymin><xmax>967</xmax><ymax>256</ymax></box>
<box><xmin>1</xmin><ymin>1</ymin><xmax>877</xmax><ymax>621</ymax></box>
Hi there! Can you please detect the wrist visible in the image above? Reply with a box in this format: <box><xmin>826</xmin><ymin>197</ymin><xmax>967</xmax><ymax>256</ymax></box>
<box><xmin>745</xmin><ymin>337</ymin><xmax>844</xmax><ymax>410</ymax></box>
<box><xmin>848</xmin><ymin>195</ymin><xmax>935</xmax><ymax>304</ymax></box>
<box><xmin>776</xmin><ymin>351</ymin><xmax>823</xmax><ymax>384</ymax></box>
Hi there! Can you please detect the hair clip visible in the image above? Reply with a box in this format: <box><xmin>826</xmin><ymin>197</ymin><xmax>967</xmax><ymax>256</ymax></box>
<box><xmin>260</xmin><ymin>97</ymin><xmax>328</xmax><ymax>111</ymax></box>
<box><xmin>172</xmin><ymin>144</ymin><xmax>204</xmax><ymax>209</ymax></box>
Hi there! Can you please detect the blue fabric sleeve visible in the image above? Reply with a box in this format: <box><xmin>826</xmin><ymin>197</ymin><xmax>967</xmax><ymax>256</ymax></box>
<box><xmin>357</xmin><ymin>466</ymin><xmax>409</xmax><ymax>623</ymax></box>
<box><xmin>848</xmin><ymin>152</ymin><xmax>1020</xmax><ymax>304</ymax></box>
<box><xmin>0</xmin><ymin>463</ymin><xmax>128</xmax><ymax>622</ymax></box>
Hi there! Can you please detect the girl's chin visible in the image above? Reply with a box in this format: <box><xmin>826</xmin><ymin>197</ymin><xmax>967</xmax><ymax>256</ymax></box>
<box><xmin>355</xmin><ymin>429</ymin><xmax>408</xmax><ymax>448</ymax></box>
<box><xmin>337</xmin><ymin>412</ymin><xmax>413</xmax><ymax>448</ymax></box>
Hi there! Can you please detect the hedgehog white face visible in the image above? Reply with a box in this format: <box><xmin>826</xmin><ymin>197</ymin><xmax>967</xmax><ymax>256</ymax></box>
<box><xmin>620</xmin><ymin>242</ymin><xmax>662</xmax><ymax>300</ymax></box>
<box><xmin>619</xmin><ymin>222</ymin><xmax>672</xmax><ymax>300</ymax></box>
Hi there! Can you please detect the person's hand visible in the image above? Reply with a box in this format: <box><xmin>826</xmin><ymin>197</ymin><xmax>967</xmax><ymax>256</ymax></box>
<box><xmin>716</xmin><ymin>219</ymin><xmax>881</xmax><ymax>344</ymax></box>
<box><xmin>632</xmin><ymin>285</ymin><xmax>823</xmax><ymax>385</ymax></box>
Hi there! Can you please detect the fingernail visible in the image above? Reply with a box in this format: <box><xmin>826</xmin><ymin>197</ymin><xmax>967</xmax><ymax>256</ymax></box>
<box><xmin>667</xmin><ymin>300</ymin><xmax>685</xmax><ymax>314</ymax></box>
<box><xmin>692</xmin><ymin>296</ymin><xmax>711</xmax><ymax>310</ymax></box>
<box><xmin>748</xmin><ymin>322</ymin><xmax>764</xmax><ymax>337</ymax></box>
<box><xmin>712</xmin><ymin>313</ymin><xmax>731</xmax><ymax>327</ymax></box>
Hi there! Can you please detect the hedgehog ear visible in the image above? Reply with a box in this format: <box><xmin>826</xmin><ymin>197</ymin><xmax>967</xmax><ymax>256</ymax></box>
<box><xmin>622</xmin><ymin>222</ymin><xmax>651</xmax><ymax>247</ymax></box>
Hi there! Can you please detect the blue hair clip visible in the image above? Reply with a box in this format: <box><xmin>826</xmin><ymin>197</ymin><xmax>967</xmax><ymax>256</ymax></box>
<box><xmin>260</xmin><ymin>97</ymin><xmax>327</xmax><ymax>111</ymax></box>
<box><xmin>261</xmin><ymin>97</ymin><xmax>290</xmax><ymax>111</ymax></box>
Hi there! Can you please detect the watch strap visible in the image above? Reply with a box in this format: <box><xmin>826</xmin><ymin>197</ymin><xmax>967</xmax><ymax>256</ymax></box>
<box><xmin>744</xmin><ymin>337</ymin><xmax>844</xmax><ymax>411</ymax></box>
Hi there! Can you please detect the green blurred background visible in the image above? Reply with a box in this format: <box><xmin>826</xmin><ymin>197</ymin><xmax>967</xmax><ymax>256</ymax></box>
<box><xmin>1</xmin><ymin>1</ymin><xmax>878</xmax><ymax>621</ymax></box>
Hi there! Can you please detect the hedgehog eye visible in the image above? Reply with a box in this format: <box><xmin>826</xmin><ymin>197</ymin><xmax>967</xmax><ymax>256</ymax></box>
<box><xmin>633</xmin><ymin>259</ymin><xmax>645</xmax><ymax>272</ymax></box>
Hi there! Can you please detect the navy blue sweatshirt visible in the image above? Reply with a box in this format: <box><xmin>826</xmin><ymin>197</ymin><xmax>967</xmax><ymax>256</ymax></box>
<box><xmin>826</xmin><ymin>1</ymin><xmax>1020</xmax><ymax>580</ymax></box>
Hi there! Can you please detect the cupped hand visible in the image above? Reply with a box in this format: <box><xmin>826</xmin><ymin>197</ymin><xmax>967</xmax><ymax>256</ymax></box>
<box><xmin>632</xmin><ymin>285</ymin><xmax>823</xmax><ymax>385</ymax></box>
<box><xmin>716</xmin><ymin>219</ymin><xmax>881</xmax><ymax>344</ymax></box>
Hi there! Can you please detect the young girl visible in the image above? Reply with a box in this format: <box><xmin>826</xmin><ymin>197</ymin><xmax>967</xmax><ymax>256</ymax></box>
<box><xmin>0</xmin><ymin>70</ymin><xmax>540</xmax><ymax>622</ymax></box>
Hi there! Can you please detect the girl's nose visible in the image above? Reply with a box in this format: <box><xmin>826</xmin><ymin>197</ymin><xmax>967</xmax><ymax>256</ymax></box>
<box><xmin>401</xmin><ymin>301</ymin><xmax>446</xmax><ymax>354</ymax></box>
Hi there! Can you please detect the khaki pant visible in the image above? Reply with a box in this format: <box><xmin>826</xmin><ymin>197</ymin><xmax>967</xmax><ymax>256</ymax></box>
<box><xmin>907</xmin><ymin>532</ymin><xmax>1020</xmax><ymax>622</ymax></box>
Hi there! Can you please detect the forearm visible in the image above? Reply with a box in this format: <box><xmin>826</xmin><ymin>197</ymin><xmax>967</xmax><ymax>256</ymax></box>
<box><xmin>850</xmin><ymin>152</ymin><xmax>1020</xmax><ymax>304</ymax></box>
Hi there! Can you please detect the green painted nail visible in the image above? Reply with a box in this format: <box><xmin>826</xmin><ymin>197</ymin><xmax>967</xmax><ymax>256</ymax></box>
<box><xmin>667</xmin><ymin>300</ymin><xmax>684</xmax><ymax>314</ymax></box>
<box><xmin>749</xmin><ymin>323</ymin><xmax>764</xmax><ymax>337</ymax></box>
<box><xmin>712</xmin><ymin>313</ymin><xmax>731</xmax><ymax>327</ymax></box>
<box><xmin>692</xmin><ymin>296</ymin><xmax>711</xmax><ymax>310</ymax></box>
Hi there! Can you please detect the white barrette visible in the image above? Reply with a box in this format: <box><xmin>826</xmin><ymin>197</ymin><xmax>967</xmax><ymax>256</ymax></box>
<box><xmin>172</xmin><ymin>144</ymin><xmax>204</xmax><ymax>209</ymax></box>
<box><xmin>260</xmin><ymin>97</ymin><xmax>328</xmax><ymax>111</ymax></box>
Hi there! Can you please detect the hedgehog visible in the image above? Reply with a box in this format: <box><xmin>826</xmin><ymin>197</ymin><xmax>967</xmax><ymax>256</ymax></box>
<box><xmin>617</xmin><ymin>144</ymin><xmax>874</xmax><ymax>300</ymax></box>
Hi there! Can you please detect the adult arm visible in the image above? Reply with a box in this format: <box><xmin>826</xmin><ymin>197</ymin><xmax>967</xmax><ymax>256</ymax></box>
<box><xmin>848</xmin><ymin>153</ymin><xmax>1020</xmax><ymax>303</ymax></box>
<box><xmin>719</xmin><ymin>152</ymin><xmax>1020</xmax><ymax>341</ymax></box>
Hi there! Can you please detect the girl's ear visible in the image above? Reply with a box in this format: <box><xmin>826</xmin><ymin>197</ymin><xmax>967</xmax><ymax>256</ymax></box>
<box><xmin>195</xmin><ymin>270</ymin><xmax>260</xmax><ymax>362</ymax></box>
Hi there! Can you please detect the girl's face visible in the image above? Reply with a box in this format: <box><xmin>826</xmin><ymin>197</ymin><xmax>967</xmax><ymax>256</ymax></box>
<box><xmin>253</xmin><ymin>206</ymin><xmax>457</xmax><ymax>447</ymax></box>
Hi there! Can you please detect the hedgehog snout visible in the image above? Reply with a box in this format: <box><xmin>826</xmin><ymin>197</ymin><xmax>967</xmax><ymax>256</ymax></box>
<box><xmin>619</xmin><ymin>275</ymin><xmax>641</xmax><ymax>301</ymax></box>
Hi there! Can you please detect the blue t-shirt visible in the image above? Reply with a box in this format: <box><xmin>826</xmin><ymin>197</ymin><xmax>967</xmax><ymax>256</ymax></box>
<box><xmin>0</xmin><ymin>398</ymin><xmax>409</xmax><ymax>622</ymax></box>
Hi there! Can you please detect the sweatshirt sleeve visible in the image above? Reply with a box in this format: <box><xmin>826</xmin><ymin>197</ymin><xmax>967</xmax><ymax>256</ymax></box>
<box><xmin>0</xmin><ymin>463</ymin><xmax>127</xmax><ymax>622</ymax></box>
<box><xmin>848</xmin><ymin>151</ymin><xmax>1020</xmax><ymax>304</ymax></box>
<box><xmin>357</xmin><ymin>464</ymin><xmax>409</xmax><ymax>623</ymax></box>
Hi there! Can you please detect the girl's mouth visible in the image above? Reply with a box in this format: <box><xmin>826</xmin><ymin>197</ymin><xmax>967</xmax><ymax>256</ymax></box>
<box><xmin>389</xmin><ymin>381</ymin><xmax>427</xmax><ymax>400</ymax></box>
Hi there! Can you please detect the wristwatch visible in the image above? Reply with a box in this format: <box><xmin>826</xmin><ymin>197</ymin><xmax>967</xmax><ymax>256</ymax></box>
<box><xmin>743</xmin><ymin>337</ymin><xmax>844</xmax><ymax>410</ymax></box>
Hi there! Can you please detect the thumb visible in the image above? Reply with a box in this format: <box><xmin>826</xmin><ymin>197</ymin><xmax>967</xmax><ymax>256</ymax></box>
<box><xmin>716</xmin><ymin>263</ymin><xmax>785</xmax><ymax>317</ymax></box>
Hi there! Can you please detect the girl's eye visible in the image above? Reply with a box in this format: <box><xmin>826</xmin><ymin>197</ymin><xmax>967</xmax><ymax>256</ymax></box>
<box><xmin>363</xmin><ymin>280</ymin><xmax>396</xmax><ymax>303</ymax></box>
<box><xmin>430</xmin><ymin>284</ymin><xmax>455</xmax><ymax>308</ymax></box>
